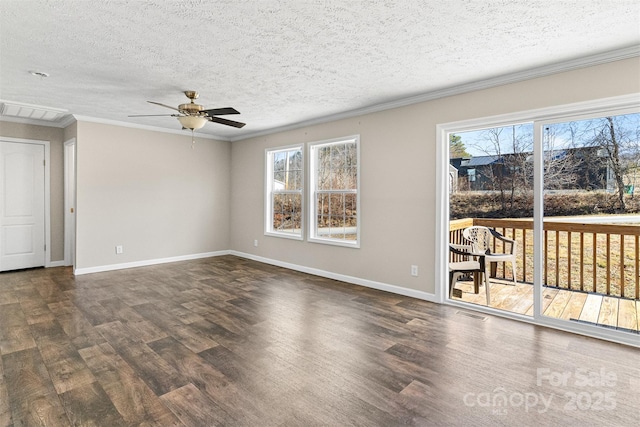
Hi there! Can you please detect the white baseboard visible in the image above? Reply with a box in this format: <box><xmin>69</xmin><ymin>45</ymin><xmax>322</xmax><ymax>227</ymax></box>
<box><xmin>74</xmin><ymin>250</ymin><xmax>231</xmax><ymax>275</ymax></box>
<box><xmin>71</xmin><ymin>250</ymin><xmax>437</xmax><ymax>304</ymax></box>
<box><xmin>229</xmin><ymin>250</ymin><xmax>438</xmax><ymax>303</ymax></box>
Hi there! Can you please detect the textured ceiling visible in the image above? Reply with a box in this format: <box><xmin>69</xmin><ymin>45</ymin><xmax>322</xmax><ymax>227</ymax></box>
<box><xmin>1</xmin><ymin>0</ymin><xmax>639</xmax><ymax>140</ymax></box>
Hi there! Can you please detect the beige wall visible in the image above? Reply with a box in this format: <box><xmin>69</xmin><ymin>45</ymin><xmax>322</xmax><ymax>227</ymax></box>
<box><xmin>0</xmin><ymin>121</ymin><xmax>65</xmax><ymax>262</ymax></box>
<box><xmin>1</xmin><ymin>57</ymin><xmax>637</xmax><ymax>284</ymax></box>
<box><xmin>75</xmin><ymin>122</ymin><xmax>231</xmax><ymax>270</ymax></box>
<box><xmin>230</xmin><ymin>57</ymin><xmax>640</xmax><ymax>295</ymax></box>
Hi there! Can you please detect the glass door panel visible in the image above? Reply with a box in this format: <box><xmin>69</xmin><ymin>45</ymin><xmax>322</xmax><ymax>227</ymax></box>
<box><xmin>448</xmin><ymin>124</ymin><xmax>534</xmax><ymax>315</ymax></box>
<box><xmin>540</xmin><ymin>113</ymin><xmax>640</xmax><ymax>334</ymax></box>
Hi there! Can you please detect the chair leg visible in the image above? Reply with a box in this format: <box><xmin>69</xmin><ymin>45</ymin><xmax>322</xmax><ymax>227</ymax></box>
<box><xmin>484</xmin><ymin>271</ymin><xmax>491</xmax><ymax>305</ymax></box>
<box><xmin>450</xmin><ymin>272</ymin><xmax>463</xmax><ymax>298</ymax></box>
<box><xmin>511</xmin><ymin>261</ymin><xmax>517</xmax><ymax>285</ymax></box>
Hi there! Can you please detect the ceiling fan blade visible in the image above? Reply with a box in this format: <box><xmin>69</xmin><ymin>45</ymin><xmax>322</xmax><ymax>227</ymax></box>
<box><xmin>201</xmin><ymin>107</ymin><xmax>240</xmax><ymax>116</ymax></box>
<box><xmin>147</xmin><ymin>101</ymin><xmax>181</xmax><ymax>112</ymax></box>
<box><xmin>208</xmin><ymin>116</ymin><xmax>246</xmax><ymax>128</ymax></box>
<box><xmin>128</xmin><ymin>114</ymin><xmax>177</xmax><ymax>117</ymax></box>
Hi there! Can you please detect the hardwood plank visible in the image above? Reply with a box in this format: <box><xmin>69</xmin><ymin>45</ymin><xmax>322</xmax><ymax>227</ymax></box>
<box><xmin>95</xmin><ymin>321</ymin><xmax>189</xmax><ymax>396</ymax></box>
<box><xmin>98</xmin><ymin>298</ymin><xmax>168</xmax><ymax>343</ymax></box>
<box><xmin>133</xmin><ymin>303</ymin><xmax>218</xmax><ymax>353</ymax></box>
<box><xmin>78</xmin><ymin>343</ymin><xmax>182</xmax><ymax>427</ymax></box>
<box><xmin>0</xmin><ymin>302</ymin><xmax>37</xmax><ymax>355</ymax></box>
<box><xmin>71</xmin><ymin>298</ymin><xmax>115</xmax><ymax>326</ymax></box>
<box><xmin>579</xmin><ymin>294</ymin><xmax>603</xmax><ymax>323</ymax></box>
<box><xmin>36</xmin><ymin>278</ymin><xmax>65</xmax><ymax>304</ymax></box>
<box><xmin>52</xmin><ymin>311</ymin><xmax>107</xmax><ymax>350</ymax></box>
<box><xmin>148</xmin><ymin>336</ymin><xmax>263</xmax><ymax>425</ymax></box>
<box><xmin>29</xmin><ymin>320</ymin><xmax>96</xmax><ymax>395</ymax></box>
<box><xmin>617</xmin><ymin>299</ymin><xmax>638</xmax><ymax>331</ymax></box>
<box><xmin>19</xmin><ymin>297</ymin><xmax>56</xmax><ymax>326</ymax></box>
<box><xmin>0</xmin><ymin>325</ymin><xmax>36</xmax><ymax>355</ymax></box>
<box><xmin>0</xmin><ymin>303</ymin><xmax>28</xmax><ymax>330</ymax></box>
<box><xmin>0</xmin><ymin>356</ymin><xmax>11</xmax><ymax>427</ymax></box>
<box><xmin>597</xmin><ymin>296</ymin><xmax>619</xmax><ymax>327</ymax></box>
<box><xmin>0</xmin><ymin>289</ymin><xmax>19</xmax><ymax>306</ymax></box>
<box><xmin>2</xmin><ymin>348</ymin><xmax>68</xmax><ymax>426</ymax></box>
<box><xmin>160</xmin><ymin>383</ymin><xmax>235</xmax><ymax>426</ymax></box>
<box><xmin>58</xmin><ymin>381</ymin><xmax>127</xmax><ymax>427</ymax></box>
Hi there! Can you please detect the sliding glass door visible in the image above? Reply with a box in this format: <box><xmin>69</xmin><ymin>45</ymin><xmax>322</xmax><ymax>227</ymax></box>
<box><xmin>539</xmin><ymin>112</ymin><xmax>640</xmax><ymax>335</ymax></box>
<box><xmin>442</xmin><ymin>97</ymin><xmax>639</xmax><ymax>345</ymax></box>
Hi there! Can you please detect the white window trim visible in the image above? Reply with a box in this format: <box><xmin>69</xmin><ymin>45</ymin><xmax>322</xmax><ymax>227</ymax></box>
<box><xmin>436</xmin><ymin>93</ymin><xmax>640</xmax><ymax>348</ymax></box>
<box><xmin>264</xmin><ymin>144</ymin><xmax>304</xmax><ymax>240</ymax></box>
<box><xmin>308</xmin><ymin>135</ymin><xmax>361</xmax><ymax>248</ymax></box>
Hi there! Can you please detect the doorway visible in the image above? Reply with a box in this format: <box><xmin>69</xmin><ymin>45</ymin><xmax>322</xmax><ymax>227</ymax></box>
<box><xmin>0</xmin><ymin>139</ymin><xmax>48</xmax><ymax>271</ymax></box>
<box><xmin>64</xmin><ymin>139</ymin><xmax>76</xmax><ymax>268</ymax></box>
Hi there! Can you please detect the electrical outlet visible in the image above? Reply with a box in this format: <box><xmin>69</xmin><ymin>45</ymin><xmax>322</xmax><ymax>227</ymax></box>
<box><xmin>411</xmin><ymin>265</ymin><xmax>418</xmax><ymax>276</ymax></box>
<box><xmin>116</xmin><ymin>245</ymin><xmax>123</xmax><ymax>254</ymax></box>
<box><xmin>254</xmin><ymin>239</ymin><xmax>258</xmax><ymax>247</ymax></box>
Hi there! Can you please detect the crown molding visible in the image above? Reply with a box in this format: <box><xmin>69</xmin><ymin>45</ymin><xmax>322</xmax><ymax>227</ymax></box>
<box><xmin>71</xmin><ymin>115</ymin><xmax>229</xmax><ymax>141</ymax></box>
<box><xmin>57</xmin><ymin>114</ymin><xmax>77</xmax><ymax>128</ymax></box>
<box><xmin>230</xmin><ymin>45</ymin><xmax>640</xmax><ymax>141</ymax></box>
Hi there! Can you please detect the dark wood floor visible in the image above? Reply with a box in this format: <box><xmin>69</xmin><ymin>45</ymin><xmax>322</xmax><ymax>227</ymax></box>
<box><xmin>1</xmin><ymin>256</ymin><xmax>638</xmax><ymax>426</ymax></box>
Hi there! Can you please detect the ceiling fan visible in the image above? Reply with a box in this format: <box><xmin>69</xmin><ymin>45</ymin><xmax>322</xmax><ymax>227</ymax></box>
<box><xmin>129</xmin><ymin>91</ymin><xmax>246</xmax><ymax>130</ymax></box>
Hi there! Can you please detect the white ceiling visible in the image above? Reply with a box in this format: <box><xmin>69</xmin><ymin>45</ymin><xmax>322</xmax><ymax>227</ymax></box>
<box><xmin>1</xmin><ymin>0</ymin><xmax>639</xmax><ymax>140</ymax></box>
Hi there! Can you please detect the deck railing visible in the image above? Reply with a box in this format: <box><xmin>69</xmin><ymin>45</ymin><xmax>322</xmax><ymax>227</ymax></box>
<box><xmin>449</xmin><ymin>218</ymin><xmax>640</xmax><ymax>300</ymax></box>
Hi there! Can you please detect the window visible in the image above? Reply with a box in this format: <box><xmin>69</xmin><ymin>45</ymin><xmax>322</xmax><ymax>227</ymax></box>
<box><xmin>467</xmin><ymin>168</ymin><xmax>476</xmax><ymax>182</ymax></box>
<box><xmin>265</xmin><ymin>145</ymin><xmax>303</xmax><ymax>239</ymax></box>
<box><xmin>309</xmin><ymin>136</ymin><xmax>360</xmax><ymax>247</ymax></box>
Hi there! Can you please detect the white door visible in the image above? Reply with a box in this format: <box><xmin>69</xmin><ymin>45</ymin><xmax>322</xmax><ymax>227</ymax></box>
<box><xmin>0</xmin><ymin>141</ymin><xmax>46</xmax><ymax>271</ymax></box>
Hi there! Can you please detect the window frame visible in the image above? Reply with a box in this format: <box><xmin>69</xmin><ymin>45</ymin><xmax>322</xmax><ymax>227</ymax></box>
<box><xmin>308</xmin><ymin>135</ymin><xmax>361</xmax><ymax>248</ymax></box>
<box><xmin>264</xmin><ymin>144</ymin><xmax>304</xmax><ymax>240</ymax></box>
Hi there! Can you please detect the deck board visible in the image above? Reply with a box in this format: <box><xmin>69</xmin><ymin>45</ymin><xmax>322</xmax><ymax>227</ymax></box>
<box><xmin>557</xmin><ymin>291</ymin><xmax>587</xmax><ymax>321</ymax></box>
<box><xmin>597</xmin><ymin>297</ymin><xmax>619</xmax><ymax>327</ymax></box>
<box><xmin>578</xmin><ymin>294</ymin><xmax>602</xmax><ymax>323</ymax></box>
<box><xmin>542</xmin><ymin>289</ymin><xmax>573</xmax><ymax>318</ymax></box>
<box><xmin>617</xmin><ymin>299</ymin><xmax>638</xmax><ymax>331</ymax></box>
<box><xmin>453</xmin><ymin>280</ymin><xmax>639</xmax><ymax>332</ymax></box>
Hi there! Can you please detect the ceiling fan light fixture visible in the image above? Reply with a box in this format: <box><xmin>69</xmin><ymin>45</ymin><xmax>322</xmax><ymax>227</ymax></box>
<box><xmin>177</xmin><ymin>115</ymin><xmax>207</xmax><ymax>130</ymax></box>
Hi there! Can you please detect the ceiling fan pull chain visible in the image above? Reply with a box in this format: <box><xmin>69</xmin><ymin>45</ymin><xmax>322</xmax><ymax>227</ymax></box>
<box><xmin>191</xmin><ymin>129</ymin><xmax>195</xmax><ymax>149</ymax></box>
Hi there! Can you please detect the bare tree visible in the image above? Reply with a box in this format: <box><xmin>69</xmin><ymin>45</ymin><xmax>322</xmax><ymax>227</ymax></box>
<box><xmin>579</xmin><ymin>115</ymin><xmax>640</xmax><ymax>212</ymax></box>
<box><xmin>542</xmin><ymin>125</ymin><xmax>580</xmax><ymax>190</ymax></box>
<box><xmin>472</xmin><ymin>125</ymin><xmax>533</xmax><ymax>212</ymax></box>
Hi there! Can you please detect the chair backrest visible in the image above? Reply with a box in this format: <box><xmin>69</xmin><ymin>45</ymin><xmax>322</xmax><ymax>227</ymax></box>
<box><xmin>462</xmin><ymin>226</ymin><xmax>492</xmax><ymax>254</ymax></box>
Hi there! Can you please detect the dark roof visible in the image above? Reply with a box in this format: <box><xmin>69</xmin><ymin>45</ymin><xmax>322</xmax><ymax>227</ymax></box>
<box><xmin>464</xmin><ymin>155</ymin><xmax>502</xmax><ymax>167</ymax></box>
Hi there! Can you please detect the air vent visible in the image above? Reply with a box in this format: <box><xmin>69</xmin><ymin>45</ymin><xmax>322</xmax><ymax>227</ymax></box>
<box><xmin>456</xmin><ymin>310</ymin><xmax>488</xmax><ymax>321</ymax></box>
<box><xmin>0</xmin><ymin>100</ymin><xmax>67</xmax><ymax>122</ymax></box>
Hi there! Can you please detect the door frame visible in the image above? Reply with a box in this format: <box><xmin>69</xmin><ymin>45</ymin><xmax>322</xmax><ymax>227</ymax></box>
<box><xmin>0</xmin><ymin>136</ymin><xmax>51</xmax><ymax>268</ymax></box>
<box><xmin>435</xmin><ymin>93</ymin><xmax>640</xmax><ymax>348</ymax></box>
<box><xmin>64</xmin><ymin>138</ymin><xmax>76</xmax><ymax>268</ymax></box>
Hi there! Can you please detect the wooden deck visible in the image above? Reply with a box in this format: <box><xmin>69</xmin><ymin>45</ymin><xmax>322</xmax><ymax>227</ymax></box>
<box><xmin>452</xmin><ymin>278</ymin><xmax>640</xmax><ymax>333</ymax></box>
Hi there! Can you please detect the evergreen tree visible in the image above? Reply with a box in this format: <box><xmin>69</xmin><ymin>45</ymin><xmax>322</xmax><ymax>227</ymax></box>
<box><xmin>450</xmin><ymin>134</ymin><xmax>470</xmax><ymax>158</ymax></box>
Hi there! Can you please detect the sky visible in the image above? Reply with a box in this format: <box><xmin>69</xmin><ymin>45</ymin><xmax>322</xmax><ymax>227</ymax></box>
<box><xmin>452</xmin><ymin>113</ymin><xmax>639</xmax><ymax>158</ymax></box>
